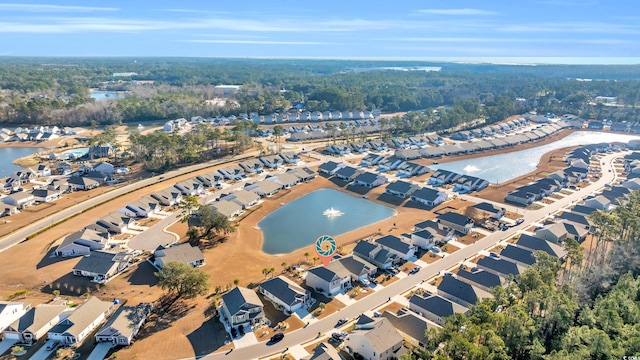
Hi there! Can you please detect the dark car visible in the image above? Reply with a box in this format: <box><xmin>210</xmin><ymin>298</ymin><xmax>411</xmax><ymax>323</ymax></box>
<box><xmin>515</xmin><ymin>218</ymin><xmax>524</xmax><ymax>225</ymax></box>
<box><xmin>336</xmin><ymin>318</ymin><xmax>349</xmax><ymax>327</ymax></box>
<box><xmin>409</xmin><ymin>266</ymin><xmax>420</xmax><ymax>274</ymax></box>
<box><xmin>270</xmin><ymin>333</ymin><xmax>284</xmax><ymax>343</ymax></box>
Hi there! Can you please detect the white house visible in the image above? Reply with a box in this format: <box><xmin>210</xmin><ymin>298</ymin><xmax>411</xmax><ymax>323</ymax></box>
<box><xmin>0</xmin><ymin>302</ymin><xmax>31</xmax><ymax>333</ymax></box>
<box><xmin>55</xmin><ymin>229</ymin><xmax>110</xmax><ymax>257</ymax></box>
<box><xmin>219</xmin><ymin>287</ymin><xmax>267</xmax><ymax>333</ymax></box>
<box><xmin>410</xmin><ymin>187</ymin><xmax>448</xmax><ymax>207</ymax></box>
<box><xmin>31</xmin><ymin>189</ymin><xmax>61</xmax><ymax>203</ymax></box>
<box><xmin>47</xmin><ymin>297</ymin><xmax>114</xmax><ymax>346</ymax></box>
<box><xmin>153</xmin><ymin>243</ymin><xmax>205</xmax><ymax>269</ymax></box>
<box><xmin>3</xmin><ymin>191</ymin><xmax>36</xmax><ymax>210</ymax></box>
<box><xmin>305</xmin><ymin>256</ymin><xmax>376</xmax><ymax>296</ymax></box>
<box><xmin>3</xmin><ymin>303</ymin><xmax>68</xmax><ymax>345</ymax></box>
<box><xmin>344</xmin><ymin>317</ymin><xmax>405</xmax><ymax>360</ymax></box>
<box><xmin>259</xmin><ymin>276</ymin><xmax>312</xmax><ymax>315</ymax></box>
<box><xmin>95</xmin><ymin>303</ymin><xmax>153</xmax><ymax>346</ymax></box>
<box><xmin>93</xmin><ymin>162</ymin><xmax>116</xmax><ymax>174</ymax></box>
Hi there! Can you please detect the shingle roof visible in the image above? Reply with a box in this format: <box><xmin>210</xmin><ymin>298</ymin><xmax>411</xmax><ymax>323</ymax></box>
<box><xmin>307</xmin><ymin>266</ymin><xmax>338</xmax><ymax>282</ymax></box>
<box><xmin>259</xmin><ymin>276</ymin><xmax>306</xmax><ymax>307</ymax></box>
<box><xmin>385</xmin><ymin>180</ymin><xmax>415</xmax><ymax>194</ymax></box>
<box><xmin>471</xmin><ymin>202</ymin><xmax>503</xmax><ymax>214</ymax></box>
<box><xmin>456</xmin><ymin>268</ymin><xmax>502</xmax><ymax>289</ymax></box>
<box><xmin>49</xmin><ymin>297</ymin><xmax>112</xmax><ymax>337</ymax></box>
<box><xmin>499</xmin><ymin>245</ymin><xmax>536</xmax><ymax>266</ymax></box>
<box><xmin>409</xmin><ymin>293</ymin><xmax>455</xmax><ymax>317</ymax></box>
<box><xmin>10</xmin><ymin>304</ymin><xmax>67</xmax><ymax>333</ymax></box>
<box><xmin>351</xmin><ymin>318</ymin><xmax>403</xmax><ymax>355</ymax></box>
<box><xmin>73</xmin><ymin>251</ymin><xmax>129</xmax><ymax>275</ymax></box>
<box><xmin>516</xmin><ymin>234</ymin><xmax>565</xmax><ymax>258</ymax></box>
<box><xmin>155</xmin><ymin>243</ymin><xmax>204</xmax><ymax>265</ymax></box>
<box><xmin>96</xmin><ymin>303</ymin><xmax>152</xmax><ymax>340</ymax></box>
<box><xmin>437</xmin><ymin>212</ymin><xmax>473</xmax><ymax>226</ymax></box>
<box><xmin>302</xmin><ymin>342</ymin><xmax>342</xmax><ymax>360</ymax></box>
<box><xmin>221</xmin><ymin>287</ymin><xmax>263</xmax><ymax>317</ymax></box>
<box><xmin>411</xmin><ymin>187</ymin><xmax>442</xmax><ymax>202</ymax></box>
<box><xmin>477</xmin><ymin>257</ymin><xmax>522</xmax><ymax>276</ymax></box>
<box><xmin>438</xmin><ymin>275</ymin><xmax>479</xmax><ymax>305</ymax></box>
<box><xmin>354</xmin><ymin>172</ymin><xmax>379</xmax><ymax>184</ymax></box>
<box><xmin>381</xmin><ymin>309</ymin><xmax>429</xmax><ymax>345</ymax></box>
<box><xmin>335</xmin><ymin>166</ymin><xmax>358</xmax><ymax>178</ymax></box>
<box><xmin>375</xmin><ymin>235</ymin><xmax>412</xmax><ymax>254</ymax></box>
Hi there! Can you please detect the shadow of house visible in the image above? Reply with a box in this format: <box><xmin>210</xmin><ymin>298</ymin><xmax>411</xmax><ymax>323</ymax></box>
<box><xmin>346</xmin><ymin>184</ymin><xmax>372</xmax><ymax>196</ymax></box>
<box><xmin>402</xmin><ymin>201</ymin><xmax>434</xmax><ymax>211</ymax></box>
<box><xmin>43</xmin><ymin>273</ymin><xmax>99</xmax><ymax>297</ymax></box>
<box><xmin>36</xmin><ymin>253</ymin><xmax>75</xmax><ymax>270</ymax></box>
<box><xmin>328</xmin><ymin>177</ymin><xmax>348</xmax><ymax>188</ymax></box>
<box><xmin>126</xmin><ymin>261</ymin><xmax>159</xmax><ymax>287</ymax></box>
<box><xmin>376</xmin><ymin>193</ymin><xmax>407</xmax><ymax>206</ymax></box>
<box><xmin>186</xmin><ymin>317</ymin><xmax>229</xmax><ymax>357</ymax></box>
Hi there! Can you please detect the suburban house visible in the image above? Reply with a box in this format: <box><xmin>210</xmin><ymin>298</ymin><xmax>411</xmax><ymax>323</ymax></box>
<box><xmin>476</xmin><ymin>257</ymin><xmax>526</xmax><ymax>277</ymax></box>
<box><xmin>456</xmin><ymin>268</ymin><xmax>503</xmax><ymax>292</ymax></box>
<box><xmin>68</xmin><ymin>176</ymin><xmax>100</xmax><ymax>191</ymax></box>
<box><xmin>535</xmin><ymin>220</ymin><xmax>589</xmax><ymax>244</ymax></box>
<box><xmin>305</xmin><ymin>256</ymin><xmax>376</xmax><ymax>296</ymax></box>
<box><xmin>47</xmin><ymin>297</ymin><xmax>114</xmax><ymax>346</ymax></box>
<box><xmin>87</xmin><ymin>212</ymin><xmax>135</xmax><ymax>234</ymax></box>
<box><xmin>219</xmin><ymin>287</ymin><xmax>267</xmax><ymax>333</ymax></box>
<box><xmin>210</xmin><ymin>200</ymin><xmax>243</xmax><ymax>220</ymax></box>
<box><xmin>345</xmin><ymin>316</ymin><xmax>405</xmax><ymax>360</ymax></box>
<box><xmin>436</xmin><ymin>212</ymin><xmax>474</xmax><ymax>235</ymax></box>
<box><xmin>118</xmin><ymin>198</ymin><xmax>159</xmax><ymax>218</ymax></box>
<box><xmin>259</xmin><ymin>155</ymin><xmax>283</xmax><ymax>168</ymax></box>
<box><xmin>153</xmin><ymin>243</ymin><xmax>205</xmax><ymax>269</ymax></box>
<box><xmin>396</xmin><ymin>162</ymin><xmax>429</xmax><ymax>178</ymax></box>
<box><xmin>505</xmin><ymin>189</ymin><xmax>538</xmax><ymax>206</ymax></box>
<box><xmin>334</xmin><ymin>166</ymin><xmax>360</xmax><ymax>181</ymax></box>
<box><xmin>36</xmin><ymin>164</ymin><xmax>52</xmax><ymax>177</ymax></box>
<box><xmin>2</xmin><ymin>303</ymin><xmax>68</xmax><ymax>345</ymax></box>
<box><xmin>360</xmin><ymin>153</ymin><xmax>385</xmax><ymax>167</ymax></box>
<box><xmin>174</xmin><ymin>181</ymin><xmax>204</xmax><ymax>196</ymax></box>
<box><xmin>470</xmin><ymin>202</ymin><xmax>505</xmax><ymax>219</ymax></box>
<box><xmin>515</xmin><ymin>234</ymin><xmax>567</xmax><ymax>259</ymax></box>
<box><xmin>384</xmin><ymin>181</ymin><xmax>418</xmax><ymax>199</ymax></box>
<box><xmin>318</xmin><ymin>161</ymin><xmax>344</xmax><ymax>176</ymax></box>
<box><xmin>31</xmin><ymin>189</ymin><xmax>61</xmax><ymax>203</ymax></box>
<box><xmin>267</xmin><ymin>172</ymin><xmax>300</xmax><ymax>189</ymax></box>
<box><xmin>245</xmin><ymin>180</ymin><xmax>281</xmax><ymax>198</ymax></box>
<box><xmin>454</xmin><ymin>175</ymin><xmax>489</xmax><ymax>193</ymax></box>
<box><xmin>353</xmin><ymin>240</ymin><xmax>396</xmax><ymax>269</ymax></box>
<box><xmin>95</xmin><ymin>303</ymin><xmax>153</xmax><ymax>346</ymax></box>
<box><xmin>394</xmin><ymin>149</ymin><xmax>421</xmax><ymax>160</ymax></box>
<box><xmin>0</xmin><ymin>302</ymin><xmax>31</xmax><ymax>333</ymax></box>
<box><xmin>570</xmin><ymin>204</ymin><xmax>598</xmax><ymax>217</ymax></box>
<box><xmin>583</xmin><ymin>195</ymin><xmax>616</xmax><ymax>211</ymax></box>
<box><xmin>409</xmin><ymin>293</ymin><xmax>468</xmax><ymax>326</ymax></box>
<box><xmin>286</xmin><ymin>167</ymin><xmax>317</xmax><ymax>182</ymax></box>
<box><xmin>499</xmin><ymin>245</ymin><xmax>537</xmax><ymax>266</ymax></box>
<box><xmin>55</xmin><ymin>229</ymin><xmax>111</xmax><ymax>257</ymax></box>
<box><xmin>302</xmin><ymin>342</ymin><xmax>342</xmax><ymax>360</ymax></box>
<box><xmin>2</xmin><ymin>192</ymin><xmax>36</xmax><ymax>209</ymax></box>
<box><xmin>72</xmin><ymin>251</ymin><xmax>132</xmax><ymax>283</ymax></box>
<box><xmin>412</xmin><ymin>219</ymin><xmax>454</xmax><ymax>245</ymax></box>
<box><xmin>220</xmin><ymin>189</ymin><xmax>260</xmax><ymax>209</ymax></box>
<box><xmin>437</xmin><ymin>274</ymin><xmax>492</xmax><ymax>307</ymax></box>
<box><xmin>428</xmin><ymin>170</ymin><xmax>461</xmax><ymax>186</ymax></box>
<box><xmin>85</xmin><ymin>171</ymin><xmax>113</xmax><ymax>184</ymax></box>
<box><xmin>93</xmin><ymin>162</ymin><xmax>116</xmax><ymax>174</ymax></box>
<box><xmin>410</xmin><ymin>187</ymin><xmax>448</xmax><ymax>207</ymax></box>
<box><xmin>376</xmin><ymin>157</ymin><xmax>405</xmax><ymax>172</ymax></box>
<box><xmin>375</xmin><ymin>235</ymin><xmax>416</xmax><ymax>260</ymax></box>
<box><xmin>381</xmin><ymin>309</ymin><xmax>432</xmax><ymax>349</ymax></box>
<box><xmin>352</xmin><ymin>172</ymin><xmax>387</xmax><ymax>188</ymax></box>
<box><xmin>258</xmin><ymin>276</ymin><xmax>312</xmax><ymax>315</ymax></box>
<box><xmin>151</xmin><ymin>189</ymin><xmax>184</xmax><ymax>206</ymax></box>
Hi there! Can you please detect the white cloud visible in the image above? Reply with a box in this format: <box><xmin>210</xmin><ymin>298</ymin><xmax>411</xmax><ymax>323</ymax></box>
<box><xmin>417</xmin><ymin>8</ymin><xmax>497</xmax><ymax>16</ymax></box>
<box><xmin>0</xmin><ymin>3</ymin><xmax>118</xmax><ymax>12</ymax></box>
<box><xmin>183</xmin><ymin>39</ymin><xmax>335</xmax><ymax>45</ymax></box>
<box><xmin>498</xmin><ymin>22</ymin><xmax>640</xmax><ymax>34</ymax></box>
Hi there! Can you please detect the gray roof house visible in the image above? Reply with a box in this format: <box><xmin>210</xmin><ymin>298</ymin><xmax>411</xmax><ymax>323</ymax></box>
<box><xmin>375</xmin><ymin>235</ymin><xmax>416</xmax><ymax>260</ymax></box>
<box><xmin>219</xmin><ymin>287</ymin><xmax>267</xmax><ymax>332</ymax></box>
<box><xmin>3</xmin><ymin>303</ymin><xmax>68</xmax><ymax>345</ymax></box>
<box><xmin>515</xmin><ymin>234</ymin><xmax>567</xmax><ymax>258</ymax></box>
<box><xmin>436</xmin><ymin>212</ymin><xmax>474</xmax><ymax>235</ymax></box>
<box><xmin>318</xmin><ymin>161</ymin><xmax>344</xmax><ymax>175</ymax></box>
<box><xmin>384</xmin><ymin>180</ymin><xmax>418</xmax><ymax>198</ymax></box>
<box><xmin>2</xmin><ymin>191</ymin><xmax>36</xmax><ymax>210</ymax></box>
<box><xmin>153</xmin><ymin>243</ymin><xmax>205</xmax><ymax>269</ymax></box>
<box><xmin>476</xmin><ymin>257</ymin><xmax>526</xmax><ymax>277</ymax></box>
<box><xmin>259</xmin><ymin>276</ymin><xmax>312</xmax><ymax>315</ymax></box>
<box><xmin>437</xmin><ymin>274</ymin><xmax>492</xmax><ymax>308</ymax></box>
<box><xmin>408</xmin><ymin>293</ymin><xmax>468</xmax><ymax>326</ymax></box>
<box><xmin>220</xmin><ymin>189</ymin><xmax>260</xmax><ymax>209</ymax></box>
<box><xmin>381</xmin><ymin>309</ymin><xmax>433</xmax><ymax>349</ymax></box>
<box><xmin>302</xmin><ymin>342</ymin><xmax>342</xmax><ymax>360</ymax></box>
<box><xmin>47</xmin><ymin>297</ymin><xmax>114</xmax><ymax>346</ymax></box>
<box><xmin>344</xmin><ymin>317</ymin><xmax>405</xmax><ymax>360</ymax></box>
<box><xmin>72</xmin><ymin>251</ymin><xmax>132</xmax><ymax>284</ymax></box>
<box><xmin>470</xmin><ymin>202</ymin><xmax>506</xmax><ymax>219</ymax></box>
<box><xmin>352</xmin><ymin>172</ymin><xmax>387</xmax><ymax>188</ymax></box>
<box><xmin>55</xmin><ymin>228</ymin><xmax>110</xmax><ymax>257</ymax></box>
<box><xmin>353</xmin><ymin>241</ymin><xmax>396</xmax><ymax>269</ymax></box>
<box><xmin>306</xmin><ymin>256</ymin><xmax>376</xmax><ymax>296</ymax></box>
<box><xmin>410</xmin><ymin>187</ymin><xmax>448</xmax><ymax>207</ymax></box>
<box><xmin>456</xmin><ymin>268</ymin><xmax>503</xmax><ymax>292</ymax></box>
<box><xmin>95</xmin><ymin>303</ymin><xmax>153</xmax><ymax>346</ymax></box>
<box><xmin>334</xmin><ymin>166</ymin><xmax>360</xmax><ymax>181</ymax></box>
<box><xmin>499</xmin><ymin>245</ymin><xmax>536</xmax><ymax>266</ymax></box>
<box><xmin>210</xmin><ymin>200</ymin><xmax>243</xmax><ymax>220</ymax></box>
<box><xmin>0</xmin><ymin>302</ymin><xmax>31</xmax><ymax>334</ymax></box>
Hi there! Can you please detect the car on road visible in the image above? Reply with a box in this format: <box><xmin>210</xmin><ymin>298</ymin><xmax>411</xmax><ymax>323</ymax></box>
<box><xmin>515</xmin><ymin>218</ymin><xmax>524</xmax><ymax>225</ymax></box>
<box><xmin>409</xmin><ymin>266</ymin><xmax>420</xmax><ymax>274</ymax></box>
<box><xmin>336</xmin><ymin>318</ymin><xmax>349</xmax><ymax>327</ymax></box>
<box><xmin>489</xmin><ymin>252</ymin><xmax>500</xmax><ymax>259</ymax></box>
<box><xmin>269</xmin><ymin>333</ymin><xmax>284</xmax><ymax>343</ymax></box>
<box><xmin>332</xmin><ymin>332</ymin><xmax>348</xmax><ymax>341</ymax></box>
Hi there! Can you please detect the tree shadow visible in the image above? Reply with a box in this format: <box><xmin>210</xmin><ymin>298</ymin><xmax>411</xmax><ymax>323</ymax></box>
<box><xmin>135</xmin><ymin>297</ymin><xmax>196</xmax><ymax>339</ymax></box>
<box><xmin>42</xmin><ymin>273</ymin><xmax>99</xmax><ymax>296</ymax></box>
<box><xmin>186</xmin><ymin>317</ymin><xmax>229</xmax><ymax>357</ymax></box>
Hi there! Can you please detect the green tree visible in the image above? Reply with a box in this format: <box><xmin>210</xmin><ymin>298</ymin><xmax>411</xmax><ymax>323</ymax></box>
<box><xmin>155</xmin><ymin>262</ymin><xmax>210</xmax><ymax>300</ymax></box>
<box><xmin>179</xmin><ymin>195</ymin><xmax>200</xmax><ymax>223</ymax></box>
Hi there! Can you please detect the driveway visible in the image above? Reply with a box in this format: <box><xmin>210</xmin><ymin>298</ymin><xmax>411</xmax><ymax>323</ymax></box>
<box><xmin>28</xmin><ymin>346</ymin><xmax>55</xmax><ymax>360</ymax></box>
<box><xmin>86</xmin><ymin>342</ymin><xmax>114</xmax><ymax>360</ymax></box>
<box><xmin>0</xmin><ymin>339</ymin><xmax>17</xmax><ymax>355</ymax></box>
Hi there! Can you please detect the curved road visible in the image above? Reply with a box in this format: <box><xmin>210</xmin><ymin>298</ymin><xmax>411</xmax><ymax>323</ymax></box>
<box><xmin>0</xmin><ymin>153</ymin><xmax>255</xmax><ymax>252</ymax></box>
<box><xmin>202</xmin><ymin>152</ymin><xmax>622</xmax><ymax>360</ymax></box>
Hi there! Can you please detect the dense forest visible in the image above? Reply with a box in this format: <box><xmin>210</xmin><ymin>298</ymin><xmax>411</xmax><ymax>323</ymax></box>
<box><xmin>1</xmin><ymin>57</ymin><xmax>640</xmax><ymax>127</ymax></box>
<box><xmin>413</xmin><ymin>192</ymin><xmax>640</xmax><ymax>360</ymax></box>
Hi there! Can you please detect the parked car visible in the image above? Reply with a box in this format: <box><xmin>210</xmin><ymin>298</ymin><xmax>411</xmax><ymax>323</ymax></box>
<box><xmin>360</xmin><ymin>278</ymin><xmax>370</xmax><ymax>286</ymax></box>
<box><xmin>45</xmin><ymin>340</ymin><xmax>60</xmax><ymax>351</ymax></box>
<box><xmin>336</xmin><ymin>318</ymin><xmax>349</xmax><ymax>327</ymax></box>
<box><xmin>515</xmin><ymin>218</ymin><xmax>524</xmax><ymax>225</ymax></box>
<box><xmin>430</xmin><ymin>246</ymin><xmax>441</xmax><ymax>254</ymax></box>
<box><xmin>409</xmin><ymin>266</ymin><xmax>420</xmax><ymax>274</ymax></box>
<box><xmin>269</xmin><ymin>333</ymin><xmax>285</xmax><ymax>343</ymax></box>
<box><xmin>332</xmin><ymin>332</ymin><xmax>348</xmax><ymax>341</ymax></box>
<box><xmin>489</xmin><ymin>252</ymin><xmax>500</xmax><ymax>259</ymax></box>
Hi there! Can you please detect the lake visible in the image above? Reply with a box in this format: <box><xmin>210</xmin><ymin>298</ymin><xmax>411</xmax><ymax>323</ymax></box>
<box><xmin>0</xmin><ymin>147</ymin><xmax>49</xmax><ymax>177</ymax></box>
<box><xmin>431</xmin><ymin>131</ymin><xmax>640</xmax><ymax>184</ymax></box>
<box><xmin>258</xmin><ymin>188</ymin><xmax>396</xmax><ymax>254</ymax></box>
<box><xmin>90</xmin><ymin>91</ymin><xmax>127</xmax><ymax>101</ymax></box>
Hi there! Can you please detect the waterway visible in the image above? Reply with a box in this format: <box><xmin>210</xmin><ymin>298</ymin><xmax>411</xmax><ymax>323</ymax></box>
<box><xmin>90</xmin><ymin>91</ymin><xmax>127</xmax><ymax>101</ymax></box>
<box><xmin>258</xmin><ymin>188</ymin><xmax>396</xmax><ymax>254</ymax></box>
<box><xmin>430</xmin><ymin>131</ymin><xmax>640</xmax><ymax>184</ymax></box>
<box><xmin>0</xmin><ymin>147</ymin><xmax>49</xmax><ymax>177</ymax></box>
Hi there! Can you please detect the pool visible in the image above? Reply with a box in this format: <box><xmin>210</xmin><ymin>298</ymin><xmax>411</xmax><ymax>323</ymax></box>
<box><xmin>430</xmin><ymin>131</ymin><xmax>640</xmax><ymax>183</ymax></box>
<box><xmin>258</xmin><ymin>188</ymin><xmax>396</xmax><ymax>254</ymax></box>
<box><xmin>60</xmin><ymin>147</ymin><xmax>89</xmax><ymax>159</ymax></box>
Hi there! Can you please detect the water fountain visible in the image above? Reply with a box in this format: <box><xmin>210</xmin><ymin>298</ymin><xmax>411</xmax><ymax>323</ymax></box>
<box><xmin>322</xmin><ymin>207</ymin><xmax>344</xmax><ymax>218</ymax></box>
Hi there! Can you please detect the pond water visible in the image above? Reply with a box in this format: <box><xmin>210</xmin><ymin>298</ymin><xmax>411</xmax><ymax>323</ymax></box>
<box><xmin>430</xmin><ymin>131</ymin><xmax>640</xmax><ymax>184</ymax></box>
<box><xmin>90</xmin><ymin>91</ymin><xmax>127</xmax><ymax>101</ymax></box>
<box><xmin>0</xmin><ymin>147</ymin><xmax>49</xmax><ymax>177</ymax></box>
<box><xmin>258</xmin><ymin>188</ymin><xmax>396</xmax><ymax>254</ymax></box>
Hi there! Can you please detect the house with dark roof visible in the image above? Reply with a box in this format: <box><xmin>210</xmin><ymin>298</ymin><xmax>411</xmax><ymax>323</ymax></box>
<box><xmin>410</xmin><ymin>187</ymin><xmax>447</xmax><ymax>207</ymax></box>
<box><xmin>556</xmin><ymin>212</ymin><xmax>592</xmax><ymax>228</ymax></box>
<box><xmin>437</xmin><ymin>274</ymin><xmax>491</xmax><ymax>307</ymax></box>
<box><xmin>476</xmin><ymin>257</ymin><xmax>526</xmax><ymax>277</ymax></box>
<box><xmin>394</xmin><ymin>149</ymin><xmax>421</xmax><ymax>160</ymax></box>
<box><xmin>31</xmin><ymin>188</ymin><xmax>60</xmax><ymax>203</ymax></box>
<box><xmin>219</xmin><ymin>287</ymin><xmax>267</xmax><ymax>333</ymax></box>
<box><xmin>436</xmin><ymin>212</ymin><xmax>474</xmax><ymax>235</ymax></box>
<box><xmin>305</xmin><ymin>256</ymin><xmax>376</xmax><ymax>296</ymax></box>
<box><xmin>515</xmin><ymin>234</ymin><xmax>566</xmax><ymax>258</ymax></box>
<box><xmin>95</xmin><ymin>303</ymin><xmax>153</xmax><ymax>346</ymax></box>
<box><xmin>245</xmin><ymin>180</ymin><xmax>282</xmax><ymax>198</ymax></box>
<box><xmin>352</xmin><ymin>172</ymin><xmax>387</xmax><ymax>188</ymax></box>
<box><xmin>384</xmin><ymin>180</ymin><xmax>418</xmax><ymax>198</ymax></box>
<box><xmin>456</xmin><ymin>268</ymin><xmax>503</xmax><ymax>292</ymax></box>
<box><xmin>3</xmin><ymin>303</ymin><xmax>68</xmax><ymax>345</ymax></box>
<box><xmin>286</xmin><ymin>167</ymin><xmax>317</xmax><ymax>182</ymax></box>
<box><xmin>55</xmin><ymin>229</ymin><xmax>110</xmax><ymax>257</ymax></box>
<box><xmin>302</xmin><ymin>342</ymin><xmax>342</xmax><ymax>360</ymax></box>
<box><xmin>360</xmin><ymin>153</ymin><xmax>385</xmax><ymax>167</ymax></box>
<box><xmin>153</xmin><ymin>243</ymin><xmax>205</xmax><ymax>269</ymax></box>
<box><xmin>505</xmin><ymin>189</ymin><xmax>537</xmax><ymax>206</ymax></box>
<box><xmin>259</xmin><ymin>276</ymin><xmax>312</xmax><ymax>314</ymax></box>
<box><xmin>470</xmin><ymin>202</ymin><xmax>505</xmax><ymax>219</ymax></box>
<box><xmin>353</xmin><ymin>241</ymin><xmax>396</xmax><ymax>269</ymax></box>
<box><xmin>412</xmin><ymin>220</ymin><xmax>454</xmax><ymax>245</ymax></box>
<box><xmin>344</xmin><ymin>317</ymin><xmax>405</xmax><ymax>360</ymax></box>
<box><xmin>408</xmin><ymin>293</ymin><xmax>468</xmax><ymax>326</ymax></box>
<box><xmin>334</xmin><ymin>166</ymin><xmax>360</xmax><ymax>181</ymax></box>
<box><xmin>396</xmin><ymin>161</ymin><xmax>429</xmax><ymax>178</ymax></box>
<box><xmin>499</xmin><ymin>245</ymin><xmax>536</xmax><ymax>266</ymax></box>
<box><xmin>382</xmin><ymin>309</ymin><xmax>433</xmax><ymax>349</ymax></box>
<box><xmin>535</xmin><ymin>220</ymin><xmax>589</xmax><ymax>244</ymax></box>
<box><xmin>454</xmin><ymin>175</ymin><xmax>489</xmax><ymax>193</ymax></box>
<box><xmin>375</xmin><ymin>235</ymin><xmax>416</xmax><ymax>260</ymax></box>
<box><xmin>376</xmin><ymin>157</ymin><xmax>405</xmax><ymax>172</ymax></box>
<box><xmin>571</xmin><ymin>204</ymin><xmax>599</xmax><ymax>217</ymax></box>
<box><xmin>428</xmin><ymin>169</ymin><xmax>461</xmax><ymax>186</ymax></box>
<box><xmin>318</xmin><ymin>161</ymin><xmax>344</xmax><ymax>176</ymax></box>
<box><xmin>150</xmin><ymin>188</ymin><xmax>183</xmax><ymax>206</ymax></box>
<box><xmin>72</xmin><ymin>251</ymin><xmax>132</xmax><ymax>284</ymax></box>
<box><xmin>47</xmin><ymin>297</ymin><xmax>114</xmax><ymax>346</ymax></box>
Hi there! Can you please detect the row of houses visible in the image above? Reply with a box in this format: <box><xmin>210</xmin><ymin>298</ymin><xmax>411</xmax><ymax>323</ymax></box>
<box><xmin>0</xmin><ymin>297</ymin><xmax>151</xmax><ymax>349</ymax></box>
<box><xmin>427</xmin><ymin>169</ymin><xmax>489</xmax><ymax>193</ymax></box>
<box><xmin>449</xmin><ymin>117</ymin><xmax>529</xmax><ymax>140</ymax></box>
<box><xmin>217</xmin><ymin>152</ymin><xmax>301</xmax><ymax>181</ymax></box>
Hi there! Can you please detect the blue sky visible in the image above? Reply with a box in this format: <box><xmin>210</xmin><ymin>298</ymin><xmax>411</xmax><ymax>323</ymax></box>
<box><xmin>1</xmin><ymin>0</ymin><xmax>639</xmax><ymax>63</ymax></box>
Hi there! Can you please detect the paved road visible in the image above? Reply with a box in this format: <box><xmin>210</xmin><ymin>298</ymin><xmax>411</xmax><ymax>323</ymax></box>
<box><xmin>0</xmin><ymin>153</ymin><xmax>255</xmax><ymax>253</ymax></box>
<box><xmin>201</xmin><ymin>152</ymin><xmax>621</xmax><ymax>360</ymax></box>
